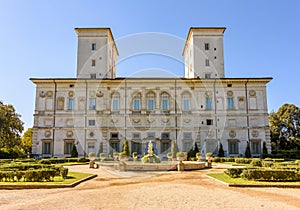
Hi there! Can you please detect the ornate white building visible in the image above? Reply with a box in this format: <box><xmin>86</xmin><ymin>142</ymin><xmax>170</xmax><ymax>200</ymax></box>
<box><xmin>31</xmin><ymin>27</ymin><xmax>272</xmax><ymax>158</ymax></box>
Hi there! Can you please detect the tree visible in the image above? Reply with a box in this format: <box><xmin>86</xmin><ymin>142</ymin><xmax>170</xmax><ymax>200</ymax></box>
<box><xmin>270</xmin><ymin>103</ymin><xmax>300</xmax><ymax>150</ymax></box>
<box><xmin>71</xmin><ymin>144</ymin><xmax>78</xmax><ymax>157</ymax></box>
<box><xmin>21</xmin><ymin>128</ymin><xmax>32</xmax><ymax>153</ymax></box>
<box><xmin>0</xmin><ymin>101</ymin><xmax>24</xmax><ymax>148</ymax></box>
<box><xmin>218</xmin><ymin>143</ymin><xmax>225</xmax><ymax>157</ymax></box>
<box><xmin>245</xmin><ymin>141</ymin><xmax>251</xmax><ymax>158</ymax></box>
<box><xmin>262</xmin><ymin>141</ymin><xmax>268</xmax><ymax>158</ymax></box>
<box><xmin>121</xmin><ymin>139</ymin><xmax>130</xmax><ymax>157</ymax></box>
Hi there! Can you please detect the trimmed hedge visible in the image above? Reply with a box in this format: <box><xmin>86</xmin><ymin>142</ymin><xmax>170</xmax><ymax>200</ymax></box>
<box><xmin>213</xmin><ymin>157</ymin><xmax>235</xmax><ymax>163</ymax></box>
<box><xmin>241</xmin><ymin>168</ymin><xmax>300</xmax><ymax>181</ymax></box>
<box><xmin>0</xmin><ymin>163</ymin><xmax>68</xmax><ymax>182</ymax></box>
<box><xmin>234</xmin><ymin>158</ymin><xmax>253</xmax><ymax>164</ymax></box>
<box><xmin>225</xmin><ymin>168</ymin><xmax>244</xmax><ymax>178</ymax></box>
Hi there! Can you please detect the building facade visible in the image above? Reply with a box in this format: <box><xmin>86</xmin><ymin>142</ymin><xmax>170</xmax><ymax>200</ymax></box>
<box><xmin>31</xmin><ymin>27</ymin><xmax>272</xmax><ymax>158</ymax></box>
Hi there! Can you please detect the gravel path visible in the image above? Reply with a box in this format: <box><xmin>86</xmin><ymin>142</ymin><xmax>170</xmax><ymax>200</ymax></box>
<box><xmin>0</xmin><ymin>164</ymin><xmax>300</xmax><ymax>210</ymax></box>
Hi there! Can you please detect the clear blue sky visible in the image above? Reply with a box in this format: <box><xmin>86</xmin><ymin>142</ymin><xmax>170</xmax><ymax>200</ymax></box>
<box><xmin>0</xmin><ymin>0</ymin><xmax>299</xmax><ymax>131</ymax></box>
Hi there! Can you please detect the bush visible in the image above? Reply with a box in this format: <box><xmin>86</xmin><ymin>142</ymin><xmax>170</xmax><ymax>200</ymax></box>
<box><xmin>235</xmin><ymin>158</ymin><xmax>252</xmax><ymax>164</ymax></box>
<box><xmin>262</xmin><ymin>161</ymin><xmax>274</xmax><ymax>168</ymax></box>
<box><xmin>71</xmin><ymin>144</ymin><xmax>78</xmax><ymax>158</ymax></box>
<box><xmin>141</xmin><ymin>154</ymin><xmax>161</xmax><ymax>163</ymax></box>
<box><xmin>78</xmin><ymin>157</ymin><xmax>89</xmax><ymax>163</ymax></box>
<box><xmin>39</xmin><ymin>159</ymin><xmax>52</xmax><ymax>164</ymax></box>
<box><xmin>225</xmin><ymin>168</ymin><xmax>244</xmax><ymax>178</ymax></box>
<box><xmin>250</xmin><ymin>158</ymin><xmax>262</xmax><ymax>167</ymax></box>
<box><xmin>241</xmin><ymin>168</ymin><xmax>300</xmax><ymax>181</ymax></box>
<box><xmin>218</xmin><ymin>143</ymin><xmax>225</xmax><ymax>157</ymax></box>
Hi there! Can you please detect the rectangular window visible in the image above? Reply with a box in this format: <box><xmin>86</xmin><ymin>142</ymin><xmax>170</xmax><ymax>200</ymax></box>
<box><xmin>206</xmin><ymin>119</ymin><xmax>213</xmax><ymax>125</ymax></box>
<box><xmin>91</xmin><ymin>43</ymin><xmax>96</xmax><ymax>51</ymax></box>
<box><xmin>228</xmin><ymin>142</ymin><xmax>239</xmax><ymax>154</ymax></box>
<box><xmin>183</xmin><ymin>97</ymin><xmax>190</xmax><ymax>111</ymax></box>
<box><xmin>147</xmin><ymin>132</ymin><xmax>155</xmax><ymax>139</ymax></box>
<box><xmin>43</xmin><ymin>142</ymin><xmax>51</xmax><ymax>154</ymax></box>
<box><xmin>89</xmin><ymin>98</ymin><xmax>96</xmax><ymax>110</ymax></box>
<box><xmin>65</xmin><ymin>142</ymin><xmax>73</xmax><ymax>155</ymax></box>
<box><xmin>162</xmin><ymin>99</ymin><xmax>169</xmax><ymax>110</ymax></box>
<box><xmin>204</xmin><ymin>43</ymin><xmax>209</xmax><ymax>50</ymax></box>
<box><xmin>147</xmin><ymin>99</ymin><xmax>154</xmax><ymax>110</ymax></box>
<box><xmin>205</xmin><ymin>73</ymin><xmax>211</xmax><ymax>78</ymax></box>
<box><xmin>88</xmin><ymin>120</ymin><xmax>95</xmax><ymax>126</ymax></box>
<box><xmin>205</xmin><ymin>98</ymin><xmax>212</xmax><ymax>110</ymax></box>
<box><xmin>227</xmin><ymin>98</ymin><xmax>234</xmax><ymax>110</ymax></box>
<box><xmin>90</xmin><ymin>74</ymin><xmax>96</xmax><ymax>79</ymax></box>
<box><xmin>183</xmin><ymin>132</ymin><xmax>192</xmax><ymax>139</ymax></box>
<box><xmin>132</xmin><ymin>133</ymin><xmax>141</xmax><ymax>139</ymax></box>
<box><xmin>161</xmin><ymin>133</ymin><xmax>170</xmax><ymax>139</ymax></box>
<box><xmin>92</xmin><ymin>59</ymin><xmax>96</xmax><ymax>67</ymax></box>
<box><xmin>161</xmin><ymin>142</ymin><xmax>170</xmax><ymax>153</ymax></box>
<box><xmin>205</xmin><ymin>59</ymin><xmax>210</xmax><ymax>66</ymax></box>
<box><xmin>110</xmin><ymin>142</ymin><xmax>119</xmax><ymax>153</ymax></box>
<box><xmin>68</xmin><ymin>98</ymin><xmax>74</xmax><ymax>110</ymax></box>
<box><xmin>133</xmin><ymin>99</ymin><xmax>140</xmax><ymax>110</ymax></box>
<box><xmin>252</xmin><ymin>141</ymin><xmax>261</xmax><ymax>154</ymax></box>
<box><xmin>111</xmin><ymin>132</ymin><xmax>119</xmax><ymax>139</ymax></box>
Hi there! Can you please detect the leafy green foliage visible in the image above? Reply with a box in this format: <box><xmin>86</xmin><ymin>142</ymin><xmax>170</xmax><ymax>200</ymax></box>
<box><xmin>71</xmin><ymin>144</ymin><xmax>78</xmax><ymax>158</ymax></box>
<box><xmin>270</xmin><ymin>103</ymin><xmax>300</xmax><ymax>150</ymax></box>
<box><xmin>262</xmin><ymin>142</ymin><xmax>268</xmax><ymax>158</ymax></box>
<box><xmin>218</xmin><ymin>143</ymin><xmax>225</xmax><ymax>157</ymax></box>
<box><xmin>121</xmin><ymin>139</ymin><xmax>130</xmax><ymax>157</ymax></box>
<box><xmin>187</xmin><ymin>143</ymin><xmax>199</xmax><ymax>160</ymax></box>
<box><xmin>0</xmin><ymin>101</ymin><xmax>24</xmax><ymax>148</ymax></box>
<box><xmin>245</xmin><ymin>141</ymin><xmax>251</xmax><ymax>158</ymax></box>
<box><xmin>250</xmin><ymin>158</ymin><xmax>262</xmax><ymax>167</ymax></box>
<box><xmin>21</xmin><ymin>128</ymin><xmax>32</xmax><ymax>154</ymax></box>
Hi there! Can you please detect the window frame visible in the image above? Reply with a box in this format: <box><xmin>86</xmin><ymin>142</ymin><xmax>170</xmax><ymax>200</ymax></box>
<box><xmin>161</xmin><ymin>93</ymin><xmax>169</xmax><ymax>111</ymax></box>
<box><xmin>89</xmin><ymin>98</ymin><xmax>96</xmax><ymax>110</ymax></box>
<box><xmin>68</xmin><ymin>98</ymin><xmax>74</xmax><ymax>110</ymax></box>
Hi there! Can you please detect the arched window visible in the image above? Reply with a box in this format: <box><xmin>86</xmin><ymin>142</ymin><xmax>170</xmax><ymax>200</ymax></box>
<box><xmin>161</xmin><ymin>92</ymin><xmax>169</xmax><ymax>111</ymax></box>
<box><xmin>147</xmin><ymin>92</ymin><xmax>155</xmax><ymax>111</ymax></box>
<box><xmin>112</xmin><ymin>93</ymin><xmax>120</xmax><ymax>111</ymax></box>
<box><xmin>132</xmin><ymin>93</ymin><xmax>141</xmax><ymax>111</ymax></box>
<box><xmin>182</xmin><ymin>93</ymin><xmax>190</xmax><ymax>111</ymax></box>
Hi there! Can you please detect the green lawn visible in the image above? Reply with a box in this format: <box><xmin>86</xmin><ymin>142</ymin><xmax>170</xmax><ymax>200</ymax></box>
<box><xmin>208</xmin><ymin>173</ymin><xmax>300</xmax><ymax>186</ymax></box>
<box><xmin>0</xmin><ymin>172</ymin><xmax>93</xmax><ymax>185</ymax></box>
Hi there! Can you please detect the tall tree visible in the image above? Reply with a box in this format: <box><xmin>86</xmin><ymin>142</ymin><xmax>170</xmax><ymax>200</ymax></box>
<box><xmin>270</xmin><ymin>103</ymin><xmax>300</xmax><ymax>150</ymax></box>
<box><xmin>0</xmin><ymin>101</ymin><xmax>24</xmax><ymax>148</ymax></box>
<box><xmin>245</xmin><ymin>141</ymin><xmax>251</xmax><ymax>158</ymax></box>
<box><xmin>21</xmin><ymin>128</ymin><xmax>32</xmax><ymax>153</ymax></box>
<box><xmin>218</xmin><ymin>143</ymin><xmax>225</xmax><ymax>157</ymax></box>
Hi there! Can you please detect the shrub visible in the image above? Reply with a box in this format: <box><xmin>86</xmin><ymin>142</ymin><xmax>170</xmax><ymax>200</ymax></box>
<box><xmin>218</xmin><ymin>143</ymin><xmax>225</xmax><ymax>157</ymax></box>
<box><xmin>241</xmin><ymin>168</ymin><xmax>300</xmax><ymax>181</ymax></box>
<box><xmin>206</xmin><ymin>152</ymin><xmax>213</xmax><ymax>158</ymax></box>
<box><xmin>245</xmin><ymin>141</ymin><xmax>251</xmax><ymax>158</ymax></box>
<box><xmin>225</xmin><ymin>168</ymin><xmax>244</xmax><ymax>178</ymax></box>
<box><xmin>235</xmin><ymin>158</ymin><xmax>252</xmax><ymax>164</ymax></box>
<box><xmin>88</xmin><ymin>152</ymin><xmax>95</xmax><ymax>158</ymax></box>
<box><xmin>141</xmin><ymin>154</ymin><xmax>161</xmax><ymax>163</ymax></box>
<box><xmin>39</xmin><ymin>159</ymin><xmax>51</xmax><ymax>164</ymax></box>
<box><xmin>71</xmin><ymin>144</ymin><xmax>78</xmax><ymax>158</ymax></box>
<box><xmin>132</xmin><ymin>152</ymin><xmax>138</xmax><ymax>158</ymax></box>
<box><xmin>250</xmin><ymin>158</ymin><xmax>262</xmax><ymax>167</ymax></box>
<box><xmin>60</xmin><ymin>167</ymin><xmax>68</xmax><ymax>179</ymax></box>
<box><xmin>262</xmin><ymin>161</ymin><xmax>274</xmax><ymax>168</ymax></box>
<box><xmin>78</xmin><ymin>157</ymin><xmax>89</xmax><ymax>162</ymax></box>
<box><xmin>121</xmin><ymin>139</ymin><xmax>130</xmax><ymax>157</ymax></box>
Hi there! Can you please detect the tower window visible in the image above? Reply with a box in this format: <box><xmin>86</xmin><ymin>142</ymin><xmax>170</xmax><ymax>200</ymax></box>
<box><xmin>91</xmin><ymin>43</ymin><xmax>96</xmax><ymax>51</ymax></box>
<box><xmin>205</xmin><ymin>59</ymin><xmax>210</xmax><ymax>66</ymax></box>
<box><xmin>205</xmin><ymin>73</ymin><xmax>211</xmax><ymax>79</ymax></box>
<box><xmin>204</xmin><ymin>43</ymin><xmax>209</xmax><ymax>50</ymax></box>
<box><xmin>206</xmin><ymin>119</ymin><xmax>213</xmax><ymax>125</ymax></box>
<box><xmin>92</xmin><ymin>59</ymin><xmax>96</xmax><ymax>67</ymax></box>
<box><xmin>90</xmin><ymin>74</ymin><xmax>96</xmax><ymax>79</ymax></box>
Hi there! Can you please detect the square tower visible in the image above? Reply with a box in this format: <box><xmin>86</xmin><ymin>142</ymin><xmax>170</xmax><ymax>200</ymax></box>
<box><xmin>75</xmin><ymin>28</ymin><xmax>118</xmax><ymax>79</ymax></box>
<box><xmin>183</xmin><ymin>27</ymin><xmax>226</xmax><ymax>79</ymax></box>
